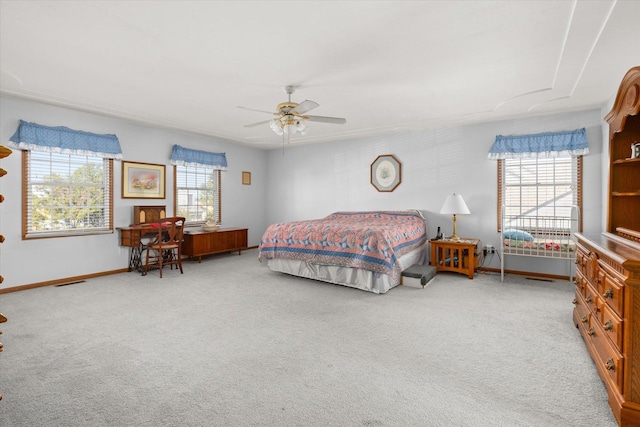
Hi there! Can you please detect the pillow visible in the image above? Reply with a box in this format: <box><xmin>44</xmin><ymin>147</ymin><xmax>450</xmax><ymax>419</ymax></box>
<box><xmin>503</xmin><ymin>229</ymin><xmax>534</xmax><ymax>242</ymax></box>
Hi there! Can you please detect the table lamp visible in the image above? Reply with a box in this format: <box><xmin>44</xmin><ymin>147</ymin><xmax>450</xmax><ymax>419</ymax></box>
<box><xmin>440</xmin><ymin>193</ymin><xmax>470</xmax><ymax>240</ymax></box>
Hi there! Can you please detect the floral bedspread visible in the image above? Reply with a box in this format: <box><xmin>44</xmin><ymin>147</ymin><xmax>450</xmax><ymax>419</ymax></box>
<box><xmin>258</xmin><ymin>211</ymin><xmax>427</xmax><ymax>283</ymax></box>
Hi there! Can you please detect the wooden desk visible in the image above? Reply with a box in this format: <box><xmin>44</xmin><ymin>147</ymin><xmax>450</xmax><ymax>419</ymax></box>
<box><xmin>117</xmin><ymin>224</ymin><xmax>160</xmax><ymax>271</ymax></box>
<box><xmin>430</xmin><ymin>238</ymin><xmax>480</xmax><ymax>279</ymax></box>
<box><xmin>182</xmin><ymin>228</ymin><xmax>248</xmax><ymax>262</ymax></box>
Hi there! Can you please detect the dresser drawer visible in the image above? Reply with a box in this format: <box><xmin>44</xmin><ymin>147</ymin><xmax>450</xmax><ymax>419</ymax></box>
<box><xmin>573</xmin><ymin>270</ymin><xmax>587</xmax><ymax>297</ymax></box>
<box><xmin>583</xmin><ymin>251</ymin><xmax>600</xmax><ymax>287</ymax></box>
<box><xmin>586</xmin><ymin>319</ymin><xmax>624</xmax><ymax>393</ymax></box>
<box><xmin>575</xmin><ymin>247</ymin><xmax>586</xmax><ymax>270</ymax></box>
<box><xmin>584</xmin><ymin>285</ymin><xmax>601</xmax><ymax>318</ymax></box>
<box><xmin>573</xmin><ymin>290</ymin><xmax>590</xmax><ymax>330</ymax></box>
<box><xmin>597</xmin><ymin>269</ymin><xmax>606</xmax><ymax>295</ymax></box>
<box><xmin>599</xmin><ymin>303</ymin><xmax>624</xmax><ymax>352</ymax></box>
<box><xmin>599</xmin><ymin>271</ymin><xmax>624</xmax><ymax>318</ymax></box>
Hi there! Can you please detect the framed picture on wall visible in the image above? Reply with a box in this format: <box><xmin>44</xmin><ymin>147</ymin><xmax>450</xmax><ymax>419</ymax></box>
<box><xmin>242</xmin><ymin>171</ymin><xmax>251</xmax><ymax>185</ymax></box>
<box><xmin>370</xmin><ymin>154</ymin><xmax>402</xmax><ymax>192</ymax></box>
<box><xmin>122</xmin><ymin>161</ymin><xmax>166</xmax><ymax>199</ymax></box>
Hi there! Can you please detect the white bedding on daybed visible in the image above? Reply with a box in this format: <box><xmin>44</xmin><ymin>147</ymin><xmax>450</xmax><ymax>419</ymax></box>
<box><xmin>265</xmin><ymin>242</ymin><xmax>427</xmax><ymax>294</ymax></box>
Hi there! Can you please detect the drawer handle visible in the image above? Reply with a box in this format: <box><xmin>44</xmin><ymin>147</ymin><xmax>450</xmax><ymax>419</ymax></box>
<box><xmin>581</xmin><ymin>315</ymin><xmax>588</xmax><ymax>324</ymax></box>
<box><xmin>603</xmin><ymin>288</ymin><xmax>613</xmax><ymax>299</ymax></box>
<box><xmin>586</xmin><ymin>295</ymin><xmax>593</xmax><ymax>304</ymax></box>
<box><xmin>572</xmin><ymin>298</ymin><xmax>578</xmax><ymax>305</ymax></box>
<box><xmin>573</xmin><ymin>278</ymin><xmax>580</xmax><ymax>286</ymax></box>
<box><xmin>574</xmin><ymin>258</ymin><xmax>580</xmax><ymax>265</ymax></box>
<box><xmin>605</xmin><ymin>358</ymin><xmax>615</xmax><ymax>371</ymax></box>
<box><xmin>604</xmin><ymin>320</ymin><xmax>614</xmax><ymax>331</ymax></box>
<box><xmin>588</xmin><ymin>327</ymin><xmax>596</xmax><ymax>336</ymax></box>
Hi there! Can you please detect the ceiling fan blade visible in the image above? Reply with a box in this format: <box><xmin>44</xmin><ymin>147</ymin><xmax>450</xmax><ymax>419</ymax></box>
<box><xmin>237</xmin><ymin>106</ymin><xmax>276</xmax><ymax>115</ymax></box>
<box><xmin>305</xmin><ymin>115</ymin><xmax>346</xmax><ymax>124</ymax></box>
<box><xmin>293</xmin><ymin>100</ymin><xmax>319</xmax><ymax>114</ymax></box>
<box><xmin>244</xmin><ymin>119</ymin><xmax>273</xmax><ymax>128</ymax></box>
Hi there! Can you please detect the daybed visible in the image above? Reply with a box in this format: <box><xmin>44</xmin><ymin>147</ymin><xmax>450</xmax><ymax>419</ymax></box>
<box><xmin>258</xmin><ymin>210</ymin><xmax>428</xmax><ymax>294</ymax></box>
<box><xmin>500</xmin><ymin>206</ymin><xmax>579</xmax><ymax>281</ymax></box>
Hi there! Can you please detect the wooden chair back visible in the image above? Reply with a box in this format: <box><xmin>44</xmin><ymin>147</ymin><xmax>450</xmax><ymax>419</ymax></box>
<box><xmin>155</xmin><ymin>216</ymin><xmax>185</xmax><ymax>248</ymax></box>
<box><xmin>143</xmin><ymin>217</ymin><xmax>186</xmax><ymax>277</ymax></box>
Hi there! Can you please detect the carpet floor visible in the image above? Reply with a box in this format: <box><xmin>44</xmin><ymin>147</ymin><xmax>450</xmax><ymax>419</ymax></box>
<box><xmin>0</xmin><ymin>249</ymin><xmax>618</xmax><ymax>426</ymax></box>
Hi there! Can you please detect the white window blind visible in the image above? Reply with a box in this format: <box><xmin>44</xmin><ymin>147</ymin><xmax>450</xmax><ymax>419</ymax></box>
<box><xmin>175</xmin><ymin>164</ymin><xmax>221</xmax><ymax>224</ymax></box>
<box><xmin>26</xmin><ymin>151</ymin><xmax>112</xmax><ymax>237</ymax></box>
<box><xmin>500</xmin><ymin>156</ymin><xmax>581</xmax><ymax>232</ymax></box>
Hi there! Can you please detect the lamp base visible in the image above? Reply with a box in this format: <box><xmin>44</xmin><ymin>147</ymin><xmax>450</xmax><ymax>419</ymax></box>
<box><xmin>449</xmin><ymin>214</ymin><xmax>461</xmax><ymax>241</ymax></box>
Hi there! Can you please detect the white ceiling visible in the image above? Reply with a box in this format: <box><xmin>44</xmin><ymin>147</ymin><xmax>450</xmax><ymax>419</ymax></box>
<box><xmin>1</xmin><ymin>1</ymin><xmax>639</xmax><ymax>150</ymax></box>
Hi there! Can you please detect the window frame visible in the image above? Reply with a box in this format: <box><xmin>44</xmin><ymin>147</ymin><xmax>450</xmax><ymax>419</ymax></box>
<box><xmin>173</xmin><ymin>164</ymin><xmax>222</xmax><ymax>226</ymax></box>
<box><xmin>22</xmin><ymin>150</ymin><xmax>114</xmax><ymax>239</ymax></box>
<box><xmin>497</xmin><ymin>155</ymin><xmax>583</xmax><ymax>233</ymax></box>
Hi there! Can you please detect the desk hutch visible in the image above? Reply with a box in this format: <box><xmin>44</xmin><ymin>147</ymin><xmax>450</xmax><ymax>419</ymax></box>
<box><xmin>573</xmin><ymin>66</ymin><xmax>640</xmax><ymax>426</ymax></box>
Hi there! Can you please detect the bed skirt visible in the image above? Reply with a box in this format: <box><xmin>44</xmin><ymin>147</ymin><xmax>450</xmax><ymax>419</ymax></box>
<box><xmin>265</xmin><ymin>242</ymin><xmax>427</xmax><ymax>294</ymax></box>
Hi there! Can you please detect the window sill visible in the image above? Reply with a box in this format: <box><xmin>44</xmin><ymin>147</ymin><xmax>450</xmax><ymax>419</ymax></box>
<box><xmin>24</xmin><ymin>229</ymin><xmax>114</xmax><ymax>240</ymax></box>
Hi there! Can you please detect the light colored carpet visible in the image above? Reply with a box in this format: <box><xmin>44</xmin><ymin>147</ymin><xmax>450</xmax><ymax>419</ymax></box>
<box><xmin>0</xmin><ymin>249</ymin><xmax>618</xmax><ymax>426</ymax></box>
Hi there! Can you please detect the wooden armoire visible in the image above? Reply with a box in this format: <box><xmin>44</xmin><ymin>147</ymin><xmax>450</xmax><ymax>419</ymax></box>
<box><xmin>574</xmin><ymin>66</ymin><xmax>640</xmax><ymax>426</ymax></box>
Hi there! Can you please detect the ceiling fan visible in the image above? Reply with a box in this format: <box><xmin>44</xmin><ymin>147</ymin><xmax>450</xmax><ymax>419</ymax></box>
<box><xmin>239</xmin><ymin>85</ymin><xmax>346</xmax><ymax>139</ymax></box>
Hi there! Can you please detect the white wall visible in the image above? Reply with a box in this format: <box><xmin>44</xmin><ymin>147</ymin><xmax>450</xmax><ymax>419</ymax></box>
<box><xmin>0</xmin><ymin>95</ymin><xmax>268</xmax><ymax>288</ymax></box>
<box><xmin>601</xmin><ymin>97</ymin><xmax>615</xmax><ymax>231</ymax></box>
<box><xmin>0</xmin><ymin>93</ymin><xmax>606</xmax><ymax>287</ymax></box>
<box><xmin>265</xmin><ymin>109</ymin><xmax>604</xmax><ymax>277</ymax></box>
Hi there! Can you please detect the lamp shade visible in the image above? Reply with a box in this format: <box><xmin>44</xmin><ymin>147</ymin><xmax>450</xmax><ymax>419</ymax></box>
<box><xmin>440</xmin><ymin>193</ymin><xmax>470</xmax><ymax>215</ymax></box>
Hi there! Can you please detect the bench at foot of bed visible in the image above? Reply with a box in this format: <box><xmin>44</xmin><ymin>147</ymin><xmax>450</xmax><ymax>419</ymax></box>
<box><xmin>401</xmin><ymin>264</ymin><xmax>437</xmax><ymax>288</ymax></box>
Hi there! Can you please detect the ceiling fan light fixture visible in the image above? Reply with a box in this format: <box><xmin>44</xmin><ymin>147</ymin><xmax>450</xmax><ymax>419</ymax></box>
<box><xmin>293</xmin><ymin>116</ymin><xmax>307</xmax><ymax>135</ymax></box>
<box><xmin>285</xmin><ymin>124</ymin><xmax>296</xmax><ymax>135</ymax></box>
<box><xmin>270</xmin><ymin>119</ymin><xmax>284</xmax><ymax>135</ymax></box>
<box><xmin>271</xmin><ymin>114</ymin><xmax>307</xmax><ymax>137</ymax></box>
<box><xmin>243</xmin><ymin>85</ymin><xmax>345</xmax><ymax>141</ymax></box>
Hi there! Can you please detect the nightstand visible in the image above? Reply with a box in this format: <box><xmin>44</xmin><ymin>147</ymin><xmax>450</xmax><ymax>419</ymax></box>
<box><xmin>430</xmin><ymin>238</ymin><xmax>480</xmax><ymax>279</ymax></box>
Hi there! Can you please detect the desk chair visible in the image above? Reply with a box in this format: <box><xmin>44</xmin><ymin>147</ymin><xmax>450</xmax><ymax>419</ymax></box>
<box><xmin>143</xmin><ymin>217</ymin><xmax>185</xmax><ymax>278</ymax></box>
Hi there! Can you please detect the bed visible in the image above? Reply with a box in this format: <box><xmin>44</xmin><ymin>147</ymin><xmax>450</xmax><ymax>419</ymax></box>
<box><xmin>258</xmin><ymin>210</ymin><xmax>428</xmax><ymax>294</ymax></box>
<box><xmin>500</xmin><ymin>206</ymin><xmax>579</xmax><ymax>282</ymax></box>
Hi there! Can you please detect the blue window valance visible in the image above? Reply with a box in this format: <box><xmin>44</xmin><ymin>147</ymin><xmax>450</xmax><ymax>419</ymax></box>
<box><xmin>170</xmin><ymin>144</ymin><xmax>228</xmax><ymax>170</ymax></box>
<box><xmin>487</xmin><ymin>128</ymin><xmax>589</xmax><ymax>159</ymax></box>
<box><xmin>8</xmin><ymin>120</ymin><xmax>123</xmax><ymax>159</ymax></box>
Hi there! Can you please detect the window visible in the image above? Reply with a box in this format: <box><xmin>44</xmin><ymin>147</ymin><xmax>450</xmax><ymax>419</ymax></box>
<box><xmin>174</xmin><ymin>164</ymin><xmax>221</xmax><ymax>224</ymax></box>
<box><xmin>23</xmin><ymin>151</ymin><xmax>113</xmax><ymax>238</ymax></box>
<box><xmin>498</xmin><ymin>156</ymin><xmax>582</xmax><ymax>232</ymax></box>
<box><xmin>170</xmin><ymin>144</ymin><xmax>226</xmax><ymax>225</ymax></box>
<box><xmin>10</xmin><ymin>120</ymin><xmax>122</xmax><ymax>239</ymax></box>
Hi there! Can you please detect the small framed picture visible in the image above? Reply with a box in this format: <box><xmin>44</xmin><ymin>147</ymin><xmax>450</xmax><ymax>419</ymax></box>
<box><xmin>632</xmin><ymin>142</ymin><xmax>640</xmax><ymax>159</ymax></box>
<box><xmin>122</xmin><ymin>161</ymin><xmax>166</xmax><ymax>199</ymax></box>
<box><xmin>242</xmin><ymin>171</ymin><xmax>251</xmax><ymax>185</ymax></box>
<box><xmin>370</xmin><ymin>154</ymin><xmax>402</xmax><ymax>192</ymax></box>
